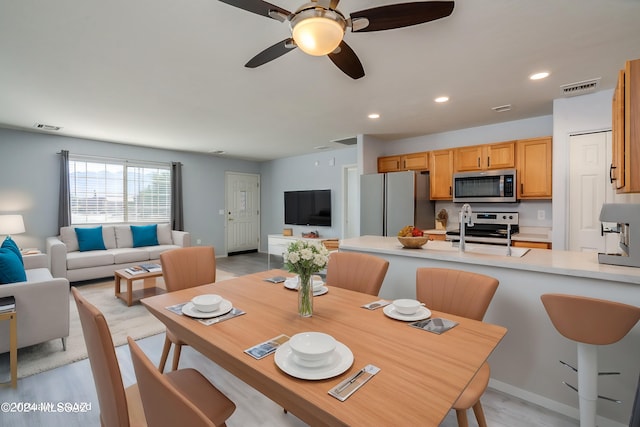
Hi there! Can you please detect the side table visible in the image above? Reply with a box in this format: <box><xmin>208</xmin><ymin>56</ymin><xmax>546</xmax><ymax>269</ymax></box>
<box><xmin>114</xmin><ymin>268</ymin><xmax>165</xmax><ymax>307</ymax></box>
<box><xmin>0</xmin><ymin>309</ymin><xmax>17</xmax><ymax>388</ymax></box>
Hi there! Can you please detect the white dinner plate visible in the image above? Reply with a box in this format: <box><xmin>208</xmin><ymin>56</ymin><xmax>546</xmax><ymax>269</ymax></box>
<box><xmin>274</xmin><ymin>341</ymin><xmax>353</xmax><ymax>380</ymax></box>
<box><xmin>313</xmin><ymin>286</ymin><xmax>328</xmax><ymax>296</ymax></box>
<box><xmin>181</xmin><ymin>300</ymin><xmax>233</xmax><ymax>319</ymax></box>
<box><xmin>284</xmin><ymin>281</ymin><xmax>327</xmax><ymax>296</ymax></box>
<box><xmin>284</xmin><ymin>279</ymin><xmax>298</xmax><ymax>290</ymax></box>
<box><xmin>383</xmin><ymin>305</ymin><xmax>432</xmax><ymax>321</ymax></box>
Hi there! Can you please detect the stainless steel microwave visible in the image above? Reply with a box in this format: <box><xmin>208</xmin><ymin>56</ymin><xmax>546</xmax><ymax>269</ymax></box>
<box><xmin>453</xmin><ymin>169</ymin><xmax>517</xmax><ymax>203</ymax></box>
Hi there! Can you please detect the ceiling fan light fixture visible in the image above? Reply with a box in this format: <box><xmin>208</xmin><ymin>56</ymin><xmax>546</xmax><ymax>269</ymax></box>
<box><xmin>291</xmin><ymin>8</ymin><xmax>345</xmax><ymax>56</ymax></box>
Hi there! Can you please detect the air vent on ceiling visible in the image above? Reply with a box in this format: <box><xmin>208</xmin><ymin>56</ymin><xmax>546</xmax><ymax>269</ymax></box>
<box><xmin>492</xmin><ymin>104</ymin><xmax>512</xmax><ymax>113</ymax></box>
<box><xmin>208</xmin><ymin>150</ymin><xmax>225</xmax><ymax>155</ymax></box>
<box><xmin>33</xmin><ymin>123</ymin><xmax>62</xmax><ymax>131</ymax></box>
<box><xmin>560</xmin><ymin>78</ymin><xmax>600</xmax><ymax>97</ymax></box>
<box><xmin>331</xmin><ymin>136</ymin><xmax>358</xmax><ymax>146</ymax></box>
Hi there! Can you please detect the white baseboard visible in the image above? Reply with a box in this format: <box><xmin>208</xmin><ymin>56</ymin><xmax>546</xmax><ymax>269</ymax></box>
<box><xmin>488</xmin><ymin>379</ymin><xmax>626</xmax><ymax>427</ymax></box>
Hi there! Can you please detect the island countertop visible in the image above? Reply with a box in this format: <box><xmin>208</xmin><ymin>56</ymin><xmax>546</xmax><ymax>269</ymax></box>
<box><xmin>339</xmin><ymin>235</ymin><xmax>640</xmax><ymax>284</ymax></box>
<box><xmin>338</xmin><ymin>235</ymin><xmax>640</xmax><ymax>426</ymax></box>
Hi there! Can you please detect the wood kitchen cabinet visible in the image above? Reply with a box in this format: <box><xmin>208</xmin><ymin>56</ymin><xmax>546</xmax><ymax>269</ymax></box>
<box><xmin>611</xmin><ymin>58</ymin><xmax>640</xmax><ymax>193</ymax></box>
<box><xmin>512</xmin><ymin>241</ymin><xmax>551</xmax><ymax>249</ymax></box>
<box><xmin>517</xmin><ymin>136</ymin><xmax>552</xmax><ymax>199</ymax></box>
<box><xmin>454</xmin><ymin>141</ymin><xmax>515</xmax><ymax>172</ymax></box>
<box><xmin>378</xmin><ymin>152</ymin><xmax>429</xmax><ymax>173</ymax></box>
<box><xmin>429</xmin><ymin>149</ymin><xmax>454</xmax><ymax>200</ymax></box>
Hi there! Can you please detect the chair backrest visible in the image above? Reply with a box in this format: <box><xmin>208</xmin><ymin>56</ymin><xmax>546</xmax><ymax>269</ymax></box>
<box><xmin>72</xmin><ymin>287</ymin><xmax>131</xmax><ymax>427</ymax></box>
<box><xmin>415</xmin><ymin>268</ymin><xmax>499</xmax><ymax>321</ymax></box>
<box><xmin>325</xmin><ymin>252</ymin><xmax>389</xmax><ymax>296</ymax></box>
<box><xmin>127</xmin><ymin>336</ymin><xmax>215</xmax><ymax>427</ymax></box>
<box><xmin>541</xmin><ymin>293</ymin><xmax>640</xmax><ymax>345</ymax></box>
<box><xmin>160</xmin><ymin>246</ymin><xmax>216</xmax><ymax>292</ymax></box>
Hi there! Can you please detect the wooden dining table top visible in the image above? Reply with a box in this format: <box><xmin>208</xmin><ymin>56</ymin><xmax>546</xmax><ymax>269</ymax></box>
<box><xmin>141</xmin><ymin>269</ymin><xmax>507</xmax><ymax>427</ymax></box>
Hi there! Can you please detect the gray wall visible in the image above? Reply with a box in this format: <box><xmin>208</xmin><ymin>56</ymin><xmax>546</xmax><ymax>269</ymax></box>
<box><xmin>0</xmin><ymin>128</ymin><xmax>260</xmax><ymax>253</ymax></box>
<box><xmin>259</xmin><ymin>147</ymin><xmax>357</xmax><ymax>250</ymax></box>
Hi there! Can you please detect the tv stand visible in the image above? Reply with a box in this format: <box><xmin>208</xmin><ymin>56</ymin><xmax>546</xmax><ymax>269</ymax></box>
<box><xmin>267</xmin><ymin>234</ymin><xmax>334</xmax><ymax>270</ymax></box>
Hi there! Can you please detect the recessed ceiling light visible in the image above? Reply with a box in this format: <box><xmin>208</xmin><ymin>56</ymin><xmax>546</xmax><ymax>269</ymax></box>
<box><xmin>530</xmin><ymin>72</ymin><xmax>550</xmax><ymax>80</ymax></box>
<box><xmin>368</xmin><ymin>113</ymin><xmax>380</xmax><ymax>119</ymax></box>
<box><xmin>434</xmin><ymin>96</ymin><xmax>449</xmax><ymax>103</ymax></box>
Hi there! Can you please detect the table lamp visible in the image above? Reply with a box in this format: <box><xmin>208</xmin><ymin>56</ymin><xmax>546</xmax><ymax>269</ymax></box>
<box><xmin>0</xmin><ymin>214</ymin><xmax>26</xmax><ymax>241</ymax></box>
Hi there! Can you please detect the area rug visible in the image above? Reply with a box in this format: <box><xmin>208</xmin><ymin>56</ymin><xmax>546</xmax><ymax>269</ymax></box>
<box><xmin>0</xmin><ymin>269</ymin><xmax>236</xmax><ymax>379</ymax></box>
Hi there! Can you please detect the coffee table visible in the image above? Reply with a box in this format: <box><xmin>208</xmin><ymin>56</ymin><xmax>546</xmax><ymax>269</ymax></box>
<box><xmin>114</xmin><ymin>268</ymin><xmax>165</xmax><ymax>307</ymax></box>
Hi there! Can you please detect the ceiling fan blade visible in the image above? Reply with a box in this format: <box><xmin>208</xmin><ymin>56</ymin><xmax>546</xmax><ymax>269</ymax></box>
<box><xmin>328</xmin><ymin>41</ymin><xmax>364</xmax><ymax>80</ymax></box>
<box><xmin>218</xmin><ymin>0</ymin><xmax>290</xmax><ymax>20</ymax></box>
<box><xmin>350</xmin><ymin>1</ymin><xmax>454</xmax><ymax>32</ymax></box>
<box><xmin>245</xmin><ymin>39</ymin><xmax>296</xmax><ymax>68</ymax></box>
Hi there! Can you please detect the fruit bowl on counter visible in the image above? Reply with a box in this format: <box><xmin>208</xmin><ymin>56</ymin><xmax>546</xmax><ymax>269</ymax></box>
<box><xmin>397</xmin><ymin>236</ymin><xmax>429</xmax><ymax>248</ymax></box>
<box><xmin>397</xmin><ymin>225</ymin><xmax>428</xmax><ymax>248</ymax></box>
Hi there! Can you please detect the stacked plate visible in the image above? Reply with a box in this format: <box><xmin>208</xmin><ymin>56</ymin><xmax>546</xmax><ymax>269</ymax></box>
<box><xmin>383</xmin><ymin>299</ymin><xmax>431</xmax><ymax>321</ymax></box>
<box><xmin>181</xmin><ymin>294</ymin><xmax>234</xmax><ymax>318</ymax></box>
<box><xmin>275</xmin><ymin>332</ymin><xmax>353</xmax><ymax>380</ymax></box>
<box><xmin>283</xmin><ymin>276</ymin><xmax>328</xmax><ymax>296</ymax></box>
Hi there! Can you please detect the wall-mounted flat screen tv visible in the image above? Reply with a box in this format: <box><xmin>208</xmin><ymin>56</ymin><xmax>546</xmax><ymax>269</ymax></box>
<box><xmin>284</xmin><ymin>189</ymin><xmax>332</xmax><ymax>227</ymax></box>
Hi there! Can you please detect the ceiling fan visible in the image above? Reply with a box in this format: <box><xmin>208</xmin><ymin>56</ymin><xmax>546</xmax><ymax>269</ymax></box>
<box><xmin>218</xmin><ymin>0</ymin><xmax>454</xmax><ymax>79</ymax></box>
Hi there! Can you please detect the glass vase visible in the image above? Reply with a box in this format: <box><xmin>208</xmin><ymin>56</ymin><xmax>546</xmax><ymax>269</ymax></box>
<box><xmin>298</xmin><ymin>272</ymin><xmax>313</xmax><ymax>317</ymax></box>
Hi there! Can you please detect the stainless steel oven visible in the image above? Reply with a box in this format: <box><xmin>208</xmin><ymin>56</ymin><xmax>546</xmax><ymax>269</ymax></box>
<box><xmin>453</xmin><ymin>169</ymin><xmax>517</xmax><ymax>203</ymax></box>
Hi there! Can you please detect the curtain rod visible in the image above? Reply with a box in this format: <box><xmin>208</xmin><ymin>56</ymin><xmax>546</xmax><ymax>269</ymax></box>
<box><xmin>57</xmin><ymin>151</ymin><xmax>182</xmax><ymax>166</ymax></box>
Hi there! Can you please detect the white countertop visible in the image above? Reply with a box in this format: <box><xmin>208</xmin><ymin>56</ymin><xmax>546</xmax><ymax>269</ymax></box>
<box><xmin>339</xmin><ymin>236</ymin><xmax>640</xmax><ymax>284</ymax></box>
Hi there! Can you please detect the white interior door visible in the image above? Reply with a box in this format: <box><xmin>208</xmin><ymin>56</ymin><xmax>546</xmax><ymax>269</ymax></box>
<box><xmin>568</xmin><ymin>131</ymin><xmax>615</xmax><ymax>252</ymax></box>
<box><xmin>225</xmin><ymin>172</ymin><xmax>260</xmax><ymax>254</ymax></box>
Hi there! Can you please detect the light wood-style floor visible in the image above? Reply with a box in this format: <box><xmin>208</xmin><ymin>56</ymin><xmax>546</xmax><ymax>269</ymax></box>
<box><xmin>0</xmin><ymin>252</ymin><xmax>578</xmax><ymax>427</ymax></box>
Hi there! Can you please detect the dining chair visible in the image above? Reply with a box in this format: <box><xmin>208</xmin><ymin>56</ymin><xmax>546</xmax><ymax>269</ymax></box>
<box><xmin>324</xmin><ymin>252</ymin><xmax>389</xmax><ymax>296</ymax></box>
<box><xmin>541</xmin><ymin>294</ymin><xmax>640</xmax><ymax>427</ymax></box>
<box><xmin>71</xmin><ymin>287</ymin><xmax>147</xmax><ymax>427</ymax></box>
<box><xmin>159</xmin><ymin>246</ymin><xmax>216</xmax><ymax>372</ymax></box>
<box><xmin>127</xmin><ymin>336</ymin><xmax>236</xmax><ymax>427</ymax></box>
<box><xmin>416</xmin><ymin>267</ymin><xmax>499</xmax><ymax>427</ymax></box>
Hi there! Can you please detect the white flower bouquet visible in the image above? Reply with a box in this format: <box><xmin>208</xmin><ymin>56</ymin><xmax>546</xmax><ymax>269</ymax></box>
<box><xmin>283</xmin><ymin>240</ymin><xmax>330</xmax><ymax>317</ymax></box>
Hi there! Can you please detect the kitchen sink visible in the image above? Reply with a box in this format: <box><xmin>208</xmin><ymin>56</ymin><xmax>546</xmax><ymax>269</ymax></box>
<box><xmin>425</xmin><ymin>241</ymin><xmax>530</xmax><ymax>258</ymax></box>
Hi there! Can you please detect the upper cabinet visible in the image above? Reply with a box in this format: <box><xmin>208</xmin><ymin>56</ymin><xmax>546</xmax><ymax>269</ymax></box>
<box><xmin>454</xmin><ymin>141</ymin><xmax>515</xmax><ymax>172</ymax></box>
<box><xmin>517</xmin><ymin>137</ymin><xmax>552</xmax><ymax>199</ymax></box>
<box><xmin>611</xmin><ymin>58</ymin><xmax>640</xmax><ymax>193</ymax></box>
<box><xmin>378</xmin><ymin>152</ymin><xmax>429</xmax><ymax>173</ymax></box>
<box><xmin>429</xmin><ymin>149</ymin><xmax>454</xmax><ymax>200</ymax></box>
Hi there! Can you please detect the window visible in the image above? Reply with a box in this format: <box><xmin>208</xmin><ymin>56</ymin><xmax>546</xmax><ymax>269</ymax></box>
<box><xmin>69</xmin><ymin>156</ymin><xmax>171</xmax><ymax>224</ymax></box>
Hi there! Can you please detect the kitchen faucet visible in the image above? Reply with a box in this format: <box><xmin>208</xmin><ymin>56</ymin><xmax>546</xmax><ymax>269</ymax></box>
<box><xmin>459</xmin><ymin>203</ymin><xmax>473</xmax><ymax>252</ymax></box>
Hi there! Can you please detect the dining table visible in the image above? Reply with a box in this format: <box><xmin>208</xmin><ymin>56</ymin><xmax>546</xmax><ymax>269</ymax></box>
<box><xmin>141</xmin><ymin>269</ymin><xmax>507</xmax><ymax>426</ymax></box>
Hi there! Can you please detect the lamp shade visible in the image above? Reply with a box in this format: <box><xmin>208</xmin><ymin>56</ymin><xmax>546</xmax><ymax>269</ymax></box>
<box><xmin>292</xmin><ymin>16</ymin><xmax>344</xmax><ymax>56</ymax></box>
<box><xmin>0</xmin><ymin>215</ymin><xmax>26</xmax><ymax>236</ymax></box>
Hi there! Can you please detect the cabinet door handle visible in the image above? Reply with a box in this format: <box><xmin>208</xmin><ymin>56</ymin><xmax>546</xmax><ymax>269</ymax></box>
<box><xmin>403</xmin><ymin>160</ymin><xmax>406</xmax><ymax>169</ymax></box>
<box><xmin>449</xmin><ymin>186</ymin><xmax>452</xmax><ymax>196</ymax></box>
<box><xmin>520</xmin><ymin>183</ymin><xmax>524</xmax><ymax>194</ymax></box>
<box><xmin>477</xmin><ymin>157</ymin><xmax>480</xmax><ymax>167</ymax></box>
<box><xmin>609</xmin><ymin>164</ymin><xmax>616</xmax><ymax>183</ymax></box>
<box><xmin>487</xmin><ymin>156</ymin><xmax>490</xmax><ymax>167</ymax></box>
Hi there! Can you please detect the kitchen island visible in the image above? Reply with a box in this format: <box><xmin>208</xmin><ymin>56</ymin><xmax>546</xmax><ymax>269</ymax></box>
<box><xmin>339</xmin><ymin>236</ymin><xmax>640</xmax><ymax>427</ymax></box>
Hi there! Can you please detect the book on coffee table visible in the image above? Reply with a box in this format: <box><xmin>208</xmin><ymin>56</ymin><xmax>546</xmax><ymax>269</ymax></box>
<box><xmin>0</xmin><ymin>296</ymin><xmax>16</xmax><ymax>313</ymax></box>
<box><xmin>124</xmin><ymin>265</ymin><xmax>147</xmax><ymax>275</ymax></box>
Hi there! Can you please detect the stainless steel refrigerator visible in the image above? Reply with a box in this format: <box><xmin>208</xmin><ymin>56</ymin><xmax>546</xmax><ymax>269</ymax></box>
<box><xmin>360</xmin><ymin>170</ymin><xmax>435</xmax><ymax>236</ymax></box>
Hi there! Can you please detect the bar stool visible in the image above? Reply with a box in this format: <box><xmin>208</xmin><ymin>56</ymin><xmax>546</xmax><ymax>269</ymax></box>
<box><xmin>541</xmin><ymin>294</ymin><xmax>640</xmax><ymax>427</ymax></box>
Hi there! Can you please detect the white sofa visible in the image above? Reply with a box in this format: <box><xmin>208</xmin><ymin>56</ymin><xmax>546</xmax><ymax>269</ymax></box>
<box><xmin>0</xmin><ymin>254</ymin><xmax>70</xmax><ymax>354</ymax></box>
<box><xmin>46</xmin><ymin>224</ymin><xmax>190</xmax><ymax>282</ymax></box>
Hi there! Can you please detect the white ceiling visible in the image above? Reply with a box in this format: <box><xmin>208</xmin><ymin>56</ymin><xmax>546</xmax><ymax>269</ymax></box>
<box><xmin>1</xmin><ymin>0</ymin><xmax>639</xmax><ymax>161</ymax></box>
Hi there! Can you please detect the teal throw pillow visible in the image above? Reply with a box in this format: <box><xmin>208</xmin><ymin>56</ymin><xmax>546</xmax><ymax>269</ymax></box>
<box><xmin>1</xmin><ymin>237</ymin><xmax>23</xmax><ymax>265</ymax></box>
<box><xmin>131</xmin><ymin>224</ymin><xmax>158</xmax><ymax>247</ymax></box>
<box><xmin>75</xmin><ymin>226</ymin><xmax>107</xmax><ymax>252</ymax></box>
<box><xmin>0</xmin><ymin>248</ymin><xmax>27</xmax><ymax>284</ymax></box>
